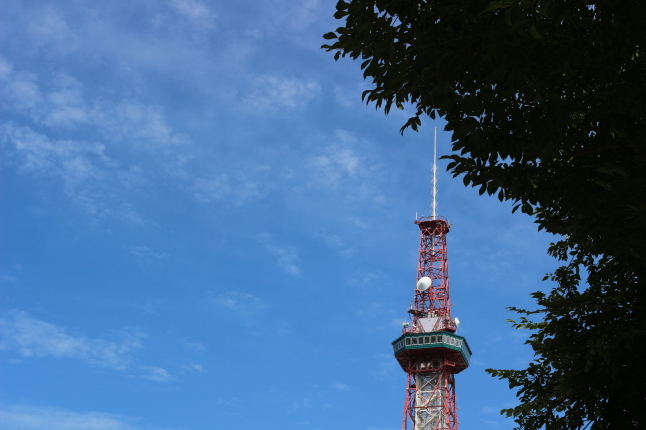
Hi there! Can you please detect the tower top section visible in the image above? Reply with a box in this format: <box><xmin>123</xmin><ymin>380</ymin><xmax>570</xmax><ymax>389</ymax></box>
<box><xmin>405</xmin><ymin>214</ymin><xmax>456</xmax><ymax>334</ymax></box>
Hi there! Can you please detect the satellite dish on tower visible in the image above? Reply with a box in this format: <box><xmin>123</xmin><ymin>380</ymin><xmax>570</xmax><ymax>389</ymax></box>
<box><xmin>416</xmin><ymin>276</ymin><xmax>432</xmax><ymax>291</ymax></box>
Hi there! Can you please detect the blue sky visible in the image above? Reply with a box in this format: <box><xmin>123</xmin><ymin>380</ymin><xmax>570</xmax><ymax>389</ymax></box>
<box><xmin>1</xmin><ymin>1</ymin><xmax>557</xmax><ymax>429</ymax></box>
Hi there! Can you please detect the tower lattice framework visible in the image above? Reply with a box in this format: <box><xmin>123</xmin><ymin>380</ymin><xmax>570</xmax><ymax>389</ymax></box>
<box><xmin>392</xmin><ymin>216</ymin><xmax>472</xmax><ymax>430</ymax></box>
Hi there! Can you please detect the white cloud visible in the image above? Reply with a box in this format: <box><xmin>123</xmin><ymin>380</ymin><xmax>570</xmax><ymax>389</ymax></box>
<box><xmin>286</xmin><ymin>0</ymin><xmax>320</xmax><ymax>30</ymax></box>
<box><xmin>0</xmin><ymin>310</ymin><xmax>142</xmax><ymax>370</ymax></box>
<box><xmin>140</xmin><ymin>365</ymin><xmax>172</xmax><ymax>382</ymax></box>
<box><xmin>128</xmin><ymin>245</ymin><xmax>170</xmax><ymax>261</ymax></box>
<box><xmin>315</xmin><ymin>232</ymin><xmax>354</xmax><ymax>257</ymax></box>
<box><xmin>257</xmin><ymin>232</ymin><xmax>301</xmax><ymax>276</ymax></box>
<box><xmin>2</xmin><ymin>70</ymin><xmax>44</xmax><ymax>117</ymax></box>
<box><xmin>349</xmin><ymin>216</ymin><xmax>370</xmax><ymax>229</ymax></box>
<box><xmin>288</xmin><ymin>397</ymin><xmax>315</xmax><ymax>413</ymax></box>
<box><xmin>309</xmin><ymin>147</ymin><xmax>360</xmax><ymax>184</ymax></box>
<box><xmin>347</xmin><ymin>273</ymin><xmax>380</xmax><ymax>289</ymax></box>
<box><xmin>2</xmin><ymin>62</ymin><xmax>275</xmax><ymax>214</ymax></box>
<box><xmin>257</xmin><ymin>0</ymin><xmax>321</xmax><ymax>32</ymax></box>
<box><xmin>332</xmin><ymin>382</ymin><xmax>349</xmax><ymax>391</ymax></box>
<box><xmin>215</xmin><ymin>291</ymin><xmax>270</xmax><ymax>315</ymax></box>
<box><xmin>316</xmin><ymin>232</ymin><xmax>343</xmax><ymax>248</ymax></box>
<box><xmin>42</xmin><ymin>74</ymin><xmax>89</xmax><ymax>128</ymax></box>
<box><xmin>0</xmin><ymin>310</ymin><xmax>177</xmax><ymax>381</ymax></box>
<box><xmin>168</xmin><ymin>0</ymin><xmax>216</xmax><ymax>30</ymax></box>
<box><xmin>2</xmin><ymin>63</ymin><xmax>190</xmax><ymax>149</ymax></box>
<box><xmin>2</xmin><ymin>124</ymin><xmax>115</xmax><ymax>215</ymax></box>
<box><xmin>0</xmin><ymin>56</ymin><xmax>12</xmax><ymax>78</ymax></box>
<box><xmin>0</xmin><ymin>66</ymin><xmax>90</xmax><ymax>128</ymax></box>
<box><xmin>5</xmin><ymin>125</ymin><xmax>108</xmax><ymax>179</ymax></box>
<box><xmin>0</xmin><ymin>64</ymin><xmax>211</xmax><ymax>215</ymax></box>
<box><xmin>185</xmin><ymin>341</ymin><xmax>207</xmax><ymax>352</ymax></box>
<box><xmin>307</xmin><ymin>131</ymin><xmax>365</xmax><ymax>187</ymax></box>
<box><xmin>0</xmin><ymin>405</ymin><xmax>172</xmax><ymax>430</ymax></box>
<box><xmin>191</xmin><ymin>174</ymin><xmax>232</xmax><ymax>203</ymax></box>
<box><xmin>243</xmin><ymin>74</ymin><xmax>321</xmax><ymax>112</ymax></box>
<box><xmin>92</xmin><ymin>101</ymin><xmax>191</xmax><ymax>148</ymax></box>
<box><xmin>27</xmin><ymin>7</ymin><xmax>80</xmax><ymax>55</ymax></box>
<box><xmin>188</xmin><ymin>169</ymin><xmax>266</xmax><ymax>206</ymax></box>
<box><xmin>182</xmin><ymin>361</ymin><xmax>205</xmax><ymax>373</ymax></box>
<box><xmin>303</xmin><ymin>130</ymin><xmax>387</xmax><ymax>206</ymax></box>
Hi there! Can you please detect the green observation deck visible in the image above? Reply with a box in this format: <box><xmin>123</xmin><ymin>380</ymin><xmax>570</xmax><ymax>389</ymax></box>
<box><xmin>392</xmin><ymin>332</ymin><xmax>472</xmax><ymax>373</ymax></box>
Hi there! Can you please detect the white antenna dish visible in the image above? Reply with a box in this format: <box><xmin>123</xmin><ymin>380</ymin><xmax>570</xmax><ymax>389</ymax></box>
<box><xmin>416</xmin><ymin>276</ymin><xmax>432</xmax><ymax>291</ymax></box>
<box><xmin>454</xmin><ymin>317</ymin><xmax>460</xmax><ymax>328</ymax></box>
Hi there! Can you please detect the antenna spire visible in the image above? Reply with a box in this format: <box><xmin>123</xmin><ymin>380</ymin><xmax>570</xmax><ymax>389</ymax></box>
<box><xmin>431</xmin><ymin>127</ymin><xmax>438</xmax><ymax>219</ymax></box>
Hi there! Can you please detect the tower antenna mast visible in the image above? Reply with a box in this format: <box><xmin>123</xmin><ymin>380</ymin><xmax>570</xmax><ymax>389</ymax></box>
<box><xmin>431</xmin><ymin>127</ymin><xmax>438</xmax><ymax>219</ymax></box>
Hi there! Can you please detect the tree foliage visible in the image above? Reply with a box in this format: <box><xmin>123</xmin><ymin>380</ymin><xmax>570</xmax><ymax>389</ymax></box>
<box><xmin>323</xmin><ymin>1</ymin><xmax>646</xmax><ymax>429</ymax></box>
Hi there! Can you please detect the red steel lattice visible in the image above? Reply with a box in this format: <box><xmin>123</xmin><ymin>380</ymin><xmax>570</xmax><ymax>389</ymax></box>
<box><xmin>399</xmin><ymin>216</ymin><xmax>459</xmax><ymax>430</ymax></box>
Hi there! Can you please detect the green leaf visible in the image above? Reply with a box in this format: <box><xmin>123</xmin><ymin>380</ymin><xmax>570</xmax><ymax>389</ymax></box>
<box><xmin>529</xmin><ymin>24</ymin><xmax>543</xmax><ymax>40</ymax></box>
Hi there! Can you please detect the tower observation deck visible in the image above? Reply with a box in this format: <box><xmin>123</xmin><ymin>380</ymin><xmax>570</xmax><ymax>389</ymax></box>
<box><xmin>392</xmin><ymin>215</ymin><xmax>472</xmax><ymax>430</ymax></box>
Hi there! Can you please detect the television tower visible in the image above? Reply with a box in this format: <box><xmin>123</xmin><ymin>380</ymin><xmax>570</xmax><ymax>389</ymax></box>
<box><xmin>392</xmin><ymin>128</ymin><xmax>472</xmax><ymax>430</ymax></box>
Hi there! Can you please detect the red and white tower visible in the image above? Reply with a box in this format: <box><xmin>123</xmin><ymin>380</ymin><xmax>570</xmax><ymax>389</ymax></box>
<box><xmin>392</xmin><ymin>130</ymin><xmax>471</xmax><ymax>430</ymax></box>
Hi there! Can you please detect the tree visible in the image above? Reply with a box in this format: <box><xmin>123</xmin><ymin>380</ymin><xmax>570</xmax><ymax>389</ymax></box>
<box><xmin>323</xmin><ymin>1</ymin><xmax>646</xmax><ymax>429</ymax></box>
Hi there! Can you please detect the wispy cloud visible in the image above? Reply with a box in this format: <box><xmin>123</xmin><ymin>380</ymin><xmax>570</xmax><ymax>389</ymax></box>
<box><xmin>332</xmin><ymin>382</ymin><xmax>349</xmax><ymax>391</ymax></box>
<box><xmin>285</xmin><ymin>0</ymin><xmax>320</xmax><ymax>31</ymax></box>
<box><xmin>93</xmin><ymin>101</ymin><xmax>191</xmax><ymax>149</ymax></box>
<box><xmin>191</xmin><ymin>174</ymin><xmax>232</xmax><ymax>203</ymax></box>
<box><xmin>181</xmin><ymin>361</ymin><xmax>205</xmax><ymax>373</ymax></box>
<box><xmin>347</xmin><ymin>273</ymin><xmax>380</xmax><ymax>289</ymax></box>
<box><xmin>0</xmin><ymin>310</ymin><xmax>142</xmax><ymax>370</ymax></box>
<box><xmin>214</xmin><ymin>291</ymin><xmax>270</xmax><ymax>316</ymax></box>
<box><xmin>242</xmin><ymin>74</ymin><xmax>321</xmax><ymax>112</ymax></box>
<box><xmin>0</xmin><ymin>404</ymin><xmax>173</xmax><ymax>430</ymax></box>
<box><xmin>2</xmin><ymin>62</ymin><xmax>189</xmax><ymax>149</ymax></box>
<box><xmin>140</xmin><ymin>365</ymin><xmax>172</xmax><ymax>382</ymax></box>
<box><xmin>4</xmin><ymin>124</ymin><xmax>108</xmax><ymax>181</ymax></box>
<box><xmin>309</xmin><ymin>146</ymin><xmax>360</xmax><ymax>184</ymax></box>
<box><xmin>184</xmin><ymin>341</ymin><xmax>207</xmax><ymax>352</ymax></box>
<box><xmin>257</xmin><ymin>232</ymin><xmax>301</xmax><ymax>276</ymax></box>
<box><xmin>168</xmin><ymin>0</ymin><xmax>216</xmax><ymax>30</ymax></box>
<box><xmin>27</xmin><ymin>7</ymin><xmax>80</xmax><ymax>56</ymax></box>
<box><xmin>2</xmin><ymin>124</ymin><xmax>116</xmax><ymax>216</ymax></box>
<box><xmin>1</xmin><ymin>60</ymin><xmax>273</xmax><ymax>214</ymax></box>
<box><xmin>309</xmin><ymin>131</ymin><xmax>362</xmax><ymax>180</ymax></box>
<box><xmin>188</xmin><ymin>167</ymin><xmax>268</xmax><ymax>206</ymax></box>
<box><xmin>2</xmin><ymin>69</ymin><xmax>43</xmax><ymax>117</ymax></box>
<box><xmin>255</xmin><ymin>0</ymin><xmax>321</xmax><ymax>33</ymax></box>
<box><xmin>128</xmin><ymin>245</ymin><xmax>170</xmax><ymax>261</ymax></box>
<box><xmin>288</xmin><ymin>397</ymin><xmax>315</xmax><ymax>413</ymax></box>
<box><xmin>315</xmin><ymin>232</ymin><xmax>355</xmax><ymax>257</ymax></box>
<box><xmin>306</xmin><ymin>130</ymin><xmax>386</xmax><ymax>205</ymax></box>
<box><xmin>42</xmin><ymin>73</ymin><xmax>89</xmax><ymax>128</ymax></box>
<box><xmin>0</xmin><ymin>310</ymin><xmax>173</xmax><ymax>381</ymax></box>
